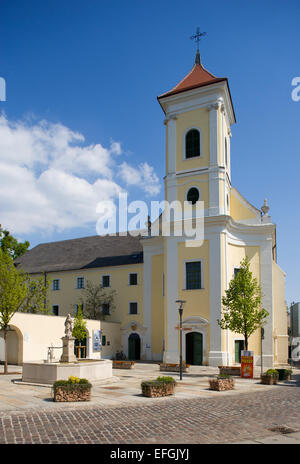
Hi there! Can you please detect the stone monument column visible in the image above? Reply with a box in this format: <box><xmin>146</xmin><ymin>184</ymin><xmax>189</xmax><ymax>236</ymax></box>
<box><xmin>60</xmin><ymin>314</ymin><xmax>77</xmax><ymax>363</ymax></box>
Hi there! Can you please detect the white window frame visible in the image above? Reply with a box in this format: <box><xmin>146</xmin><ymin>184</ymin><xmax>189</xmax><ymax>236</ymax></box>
<box><xmin>101</xmin><ymin>274</ymin><xmax>111</xmax><ymax>288</ymax></box>
<box><xmin>76</xmin><ymin>276</ymin><xmax>85</xmax><ymax>289</ymax></box>
<box><xmin>128</xmin><ymin>301</ymin><xmax>139</xmax><ymax>315</ymax></box>
<box><xmin>51</xmin><ymin>304</ymin><xmax>59</xmax><ymax>316</ymax></box>
<box><xmin>52</xmin><ymin>279</ymin><xmax>60</xmax><ymax>291</ymax></box>
<box><xmin>128</xmin><ymin>272</ymin><xmax>138</xmax><ymax>286</ymax></box>
<box><xmin>183</xmin><ymin>127</ymin><xmax>203</xmax><ymax>161</ymax></box>
<box><xmin>183</xmin><ymin>259</ymin><xmax>204</xmax><ymax>290</ymax></box>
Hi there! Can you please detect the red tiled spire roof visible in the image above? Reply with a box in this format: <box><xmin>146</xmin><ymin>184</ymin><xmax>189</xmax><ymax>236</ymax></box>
<box><xmin>158</xmin><ymin>50</ymin><xmax>226</xmax><ymax>99</ymax></box>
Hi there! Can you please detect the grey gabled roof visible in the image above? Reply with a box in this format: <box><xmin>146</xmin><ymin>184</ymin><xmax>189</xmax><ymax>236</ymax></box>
<box><xmin>15</xmin><ymin>234</ymin><xmax>143</xmax><ymax>274</ymax></box>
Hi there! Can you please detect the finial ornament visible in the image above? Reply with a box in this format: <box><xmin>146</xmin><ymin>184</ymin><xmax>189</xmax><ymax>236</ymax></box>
<box><xmin>261</xmin><ymin>198</ymin><xmax>270</xmax><ymax>216</ymax></box>
<box><xmin>190</xmin><ymin>27</ymin><xmax>207</xmax><ymax>64</ymax></box>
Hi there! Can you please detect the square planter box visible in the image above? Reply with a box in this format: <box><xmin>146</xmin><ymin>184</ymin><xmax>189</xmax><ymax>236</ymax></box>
<box><xmin>112</xmin><ymin>361</ymin><xmax>135</xmax><ymax>369</ymax></box>
<box><xmin>209</xmin><ymin>378</ymin><xmax>234</xmax><ymax>391</ymax></box>
<box><xmin>276</xmin><ymin>369</ymin><xmax>292</xmax><ymax>381</ymax></box>
<box><xmin>218</xmin><ymin>366</ymin><xmax>241</xmax><ymax>376</ymax></box>
<box><xmin>53</xmin><ymin>384</ymin><xmax>91</xmax><ymax>402</ymax></box>
<box><xmin>141</xmin><ymin>382</ymin><xmax>176</xmax><ymax>398</ymax></box>
<box><xmin>261</xmin><ymin>375</ymin><xmax>278</xmax><ymax>385</ymax></box>
<box><xmin>159</xmin><ymin>363</ymin><xmax>189</xmax><ymax>373</ymax></box>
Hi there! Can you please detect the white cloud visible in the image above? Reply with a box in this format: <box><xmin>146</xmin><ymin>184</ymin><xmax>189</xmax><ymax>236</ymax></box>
<box><xmin>0</xmin><ymin>115</ymin><xmax>161</xmax><ymax>234</ymax></box>
<box><xmin>119</xmin><ymin>161</ymin><xmax>161</xmax><ymax>196</ymax></box>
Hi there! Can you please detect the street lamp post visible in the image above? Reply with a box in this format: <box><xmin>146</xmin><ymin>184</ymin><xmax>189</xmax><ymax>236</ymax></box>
<box><xmin>176</xmin><ymin>300</ymin><xmax>186</xmax><ymax>381</ymax></box>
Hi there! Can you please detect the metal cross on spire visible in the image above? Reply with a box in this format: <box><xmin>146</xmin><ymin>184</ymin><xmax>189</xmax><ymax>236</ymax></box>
<box><xmin>190</xmin><ymin>27</ymin><xmax>207</xmax><ymax>65</ymax></box>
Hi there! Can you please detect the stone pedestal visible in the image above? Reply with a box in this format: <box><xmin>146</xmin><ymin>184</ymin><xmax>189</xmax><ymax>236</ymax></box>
<box><xmin>60</xmin><ymin>336</ymin><xmax>77</xmax><ymax>363</ymax></box>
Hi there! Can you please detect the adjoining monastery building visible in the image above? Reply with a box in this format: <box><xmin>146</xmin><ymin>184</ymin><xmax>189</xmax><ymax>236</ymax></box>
<box><xmin>5</xmin><ymin>50</ymin><xmax>288</xmax><ymax>368</ymax></box>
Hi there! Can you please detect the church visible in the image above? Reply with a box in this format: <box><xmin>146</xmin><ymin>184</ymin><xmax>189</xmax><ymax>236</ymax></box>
<box><xmin>12</xmin><ymin>47</ymin><xmax>288</xmax><ymax>368</ymax></box>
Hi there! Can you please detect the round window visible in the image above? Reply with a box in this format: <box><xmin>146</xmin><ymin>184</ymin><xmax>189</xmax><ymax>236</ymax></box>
<box><xmin>187</xmin><ymin>187</ymin><xmax>200</xmax><ymax>205</ymax></box>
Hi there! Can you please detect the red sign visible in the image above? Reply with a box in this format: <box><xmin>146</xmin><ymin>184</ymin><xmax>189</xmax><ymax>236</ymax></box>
<box><xmin>241</xmin><ymin>355</ymin><xmax>254</xmax><ymax>378</ymax></box>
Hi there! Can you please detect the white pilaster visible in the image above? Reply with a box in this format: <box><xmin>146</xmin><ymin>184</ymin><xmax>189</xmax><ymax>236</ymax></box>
<box><xmin>208</xmin><ymin>102</ymin><xmax>221</xmax><ymax>216</ymax></box>
<box><xmin>260</xmin><ymin>238</ymin><xmax>274</xmax><ymax>368</ymax></box>
<box><xmin>166</xmin><ymin>115</ymin><xmax>177</xmax><ymax>175</ymax></box>
<box><xmin>208</xmin><ymin>232</ymin><xmax>227</xmax><ymax>366</ymax></box>
<box><xmin>163</xmin><ymin>237</ymin><xmax>179</xmax><ymax>363</ymax></box>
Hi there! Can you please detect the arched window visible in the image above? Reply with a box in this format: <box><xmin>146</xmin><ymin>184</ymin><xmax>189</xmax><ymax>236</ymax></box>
<box><xmin>187</xmin><ymin>187</ymin><xmax>200</xmax><ymax>205</ymax></box>
<box><xmin>185</xmin><ymin>129</ymin><xmax>200</xmax><ymax>159</ymax></box>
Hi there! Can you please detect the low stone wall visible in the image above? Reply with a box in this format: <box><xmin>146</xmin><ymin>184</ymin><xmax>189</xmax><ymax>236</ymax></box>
<box><xmin>112</xmin><ymin>361</ymin><xmax>135</xmax><ymax>369</ymax></box>
<box><xmin>159</xmin><ymin>363</ymin><xmax>189</xmax><ymax>373</ymax></box>
<box><xmin>54</xmin><ymin>385</ymin><xmax>91</xmax><ymax>402</ymax></box>
<box><xmin>218</xmin><ymin>366</ymin><xmax>241</xmax><ymax>376</ymax></box>
<box><xmin>209</xmin><ymin>378</ymin><xmax>235</xmax><ymax>391</ymax></box>
<box><xmin>141</xmin><ymin>383</ymin><xmax>175</xmax><ymax>398</ymax></box>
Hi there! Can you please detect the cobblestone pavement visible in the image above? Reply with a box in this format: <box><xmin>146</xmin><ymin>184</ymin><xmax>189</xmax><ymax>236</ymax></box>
<box><xmin>0</xmin><ymin>384</ymin><xmax>299</xmax><ymax>444</ymax></box>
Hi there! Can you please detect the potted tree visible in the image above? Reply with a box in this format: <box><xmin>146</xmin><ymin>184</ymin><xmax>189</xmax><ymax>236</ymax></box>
<box><xmin>72</xmin><ymin>305</ymin><xmax>87</xmax><ymax>359</ymax></box>
<box><xmin>209</xmin><ymin>374</ymin><xmax>235</xmax><ymax>391</ymax></box>
<box><xmin>53</xmin><ymin>376</ymin><xmax>92</xmax><ymax>402</ymax></box>
<box><xmin>217</xmin><ymin>257</ymin><xmax>269</xmax><ymax>373</ymax></box>
<box><xmin>141</xmin><ymin>376</ymin><xmax>176</xmax><ymax>397</ymax></box>
<box><xmin>261</xmin><ymin>369</ymin><xmax>279</xmax><ymax>385</ymax></box>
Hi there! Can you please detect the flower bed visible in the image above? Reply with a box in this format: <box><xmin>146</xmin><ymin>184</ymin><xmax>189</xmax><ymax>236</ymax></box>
<box><xmin>159</xmin><ymin>363</ymin><xmax>190</xmax><ymax>373</ymax></box>
<box><xmin>141</xmin><ymin>376</ymin><xmax>176</xmax><ymax>398</ymax></box>
<box><xmin>209</xmin><ymin>375</ymin><xmax>235</xmax><ymax>391</ymax></box>
<box><xmin>112</xmin><ymin>360</ymin><xmax>135</xmax><ymax>369</ymax></box>
<box><xmin>261</xmin><ymin>369</ymin><xmax>279</xmax><ymax>385</ymax></box>
<box><xmin>218</xmin><ymin>366</ymin><xmax>241</xmax><ymax>376</ymax></box>
<box><xmin>53</xmin><ymin>376</ymin><xmax>92</xmax><ymax>402</ymax></box>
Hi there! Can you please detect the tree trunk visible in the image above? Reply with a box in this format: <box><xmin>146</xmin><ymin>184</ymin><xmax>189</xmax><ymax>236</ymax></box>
<box><xmin>4</xmin><ymin>328</ymin><xmax>8</xmax><ymax>374</ymax></box>
<box><xmin>244</xmin><ymin>334</ymin><xmax>248</xmax><ymax>351</ymax></box>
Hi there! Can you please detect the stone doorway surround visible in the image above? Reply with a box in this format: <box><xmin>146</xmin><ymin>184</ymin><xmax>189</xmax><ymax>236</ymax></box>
<box><xmin>121</xmin><ymin>321</ymin><xmax>147</xmax><ymax>360</ymax></box>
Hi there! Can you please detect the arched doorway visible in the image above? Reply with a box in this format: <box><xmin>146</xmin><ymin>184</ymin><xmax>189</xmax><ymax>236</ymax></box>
<box><xmin>0</xmin><ymin>326</ymin><xmax>23</xmax><ymax>365</ymax></box>
<box><xmin>186</xmin><ymin>332</ymin><xmax>203</xmax><ymax>365</ymax></box>
<box><xmin>128</xmin><ymin>333</ymin><xmax>141</xmax><ymax>360</ymax></box>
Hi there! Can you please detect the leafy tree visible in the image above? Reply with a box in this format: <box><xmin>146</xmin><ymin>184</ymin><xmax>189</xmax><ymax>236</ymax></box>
<box><xmin>72</xmin><ymin>305</ymin><xmax>87</xmax><ymax>342</ymax></box>
<box><xmin>217</xmin><ymin>256</ymin><xmax>269</xmax><ymax>350</ymax></box>
<box><xmin>0</xmin><ymin>250</ymin><xmax>49</xmax><ymax>374</ymax></box>
<box><xmin>0</xmin><ymin>225</ymin><xmax>30</xmax><ymax>259</ymax></box>
<box><xmin>79</xmin><ymin>280</ymin><xmax>116</xmax><ymax>321</ymax></box>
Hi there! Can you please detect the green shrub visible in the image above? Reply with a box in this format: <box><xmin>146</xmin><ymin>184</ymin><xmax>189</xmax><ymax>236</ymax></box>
<box><xmin>141</xmin><ymin>376</ymin><xmax>176</xmax><ymax>388</ymax></box>
<box><xmin>156</xmin><ymin>376</ymin><xmax>175</xmax><ymax>383</ymax></box>
<box><xmin>265</xmin><ymin>369</ymin><xmax>279</xmax><ymax>378</ymax></box>
<box><xmin>217</xmin><ymin>373</ymin><xmax>230</xmax><ymax>379</ymax></box>
<box><xmin>53</xmin><ymin>377</ymin><xmax>92</xmax><ymax>390</ymax></box>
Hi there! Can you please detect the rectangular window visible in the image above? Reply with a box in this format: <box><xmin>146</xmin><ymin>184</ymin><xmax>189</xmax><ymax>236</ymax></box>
<box><xmin>76</xmin><ymin>277</ymin><xmax>85</xmax><ymax>289</ymax></box>
<box><xmin>129</xmin><ymin>273</ymin><xmax>138</xmax><ymax>286</ymax></box>
<box><xmin>129</xmin><ymin>302</ymin><xmax>138</xmax><ymax>315</ymax></box>
<box><xmin>102</xmin><ymin>304</ymin><xmax>110</xmax><ymax>316</ymax></box>
<box><xmin>52</xmin><ymin>279</ymin><xmax>60</xmax><ymax>291</ymax></box>
<box><xmin>102</xmin><ymin>335</ymin><xmax>106</xmax><ymax>346</ymax></box>
<box><xmin>102</xmin><ymin>275</ymin><xmax>110</xmax><ymax>288</ymax></box>
<box><xmin>51</xmin><ymin>305</ymin><xmax>59</xmax><ymax>316</ymax></box>
<box><xmin>186</xmin><ymin>261</ymin><xmax>202</xmax><ymax>290</ymax></box>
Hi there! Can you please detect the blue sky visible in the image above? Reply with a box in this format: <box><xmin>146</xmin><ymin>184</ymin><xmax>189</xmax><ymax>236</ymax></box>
<box><xmin>0</xmin><ymin>0</ymin><xmax>299</xmax><ymax>303</ymax></box>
